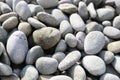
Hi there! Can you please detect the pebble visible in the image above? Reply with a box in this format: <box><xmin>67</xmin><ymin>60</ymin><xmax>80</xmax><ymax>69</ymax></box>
<box><xmin>15</xmin><ymin>1</ymin><xmax>31</xmax><ymax>20</ymax></box>
<box><xmin>58</xmin><ymin>3</ymin><xmax>78</xmax><ymax>14</ymax></box>
<box><xmin>98</xmin><ymin>50</ymin><xmax>114</xmax><ymax>64</ymax></box>
<box><xmin>33</xmin><ymin>27</ymin><xmax>61</xmax><ymax>49</ymax></box>
<box><xmin>2</xmin><ymin>16</ymin><xmax>18</xmax><ymax>30</ymax></box>
<box><xmin>58</xmin><ymin>50</ymin><xmax>81</xmax><ymax>71</ymax></box>
<box><xmin>70</xmin><ymin>13</ymin><xmax>85</xmax><ymax>31</ymax></box>
<box><xmin>76</xmin><ymin>32</ymin><xmax>86</xmax><ymax>50</ymax></box>
<box><xmin>36</xmin><ymin>57</ymin><xmax>58</xmax><ymax>74</ymax></box>
<box><xmin>78</xmin><ymin>1</ymin><xmax>88</xmax><ymax>19</ymax></box>
<box><xmin>112</xmin><ymin>56</ymin><xmax>120</xmax><ymax>74</ymax></box>
<box><xmin>100</xmin><ymin>73</ymin><xmax>120</xmax><ymax>80</ymax></box>
<box><xmin>0</xmin><ymin>12</ymin><xmax>17</xmax><ymax>22</ymax></box>
<box><xmin>65</xmin><ymin>33</ymin><xmax>77</xmax><ymax>48</ymax></box>
<box><xmin>1</xmin><ymin>3</ymin><xmax>12</xmax><ymax>14</ymax></box>
<box><xmin>36</xmin><ymin>0</ymin><xmax>58</xmax><ymax>8</ymax></box>
<box><xmin>28</xmin><ymin>17</ymin><xmax>46</xmax><ymax>29</ymax></box>
<box><xmin>52</xmin><ymin>52</ymin><xmax>66</xmax><ymax>63</ymax></box>
<box><xmin>38</xmin><ymin>75</ymin><xmax>53</xmax><ymax>80</ymax></box>
<box><xmin>58</xmin><ymin>0</ymin><xmax>72</xmax><ymax>4</ymax></box>
<box><xmin>37</xmin><ymin>12</ymin><xmax>59</xmax><ymax>26</ymax></box>
<box><xmin>52</xmin><ymin>9</ymin><xmax>68</xmax><ymax>24</ymax></box>
<box><xmin>59</xmin><ymin>20</ymin><xmax>73</xmax><ymax>37</ymax></box>
<box><xmin>84</xmin><ymin>31</ymin><xmax>105</xmax><ymax>54</ymax></box>
<box><xmin>103</xmin><ymin>26</ymin><xmax>120</xmax><ymax>39</ymax></box>
<box><xmin>107</xmin><ymin>41</ymin><xmax>120</xmax><ymax>53</ymax></box>
<box><xmin>82</xmin><ymin>55</ymin><xmax>106</xmax><ymax>76</ymax></box>
<box><xmin>85</xmin><ymin>22</ymin><xmax>103</xmax><ymax>33</ymax></box>
<box><xmin>104</xmin><ymin>36</ymin><xmax>113</xmax><ymax>49</ymax></box>
<box><xmin>0</xmin><ymin>27</ymin><xmax>7</xmax><ymax>43</ymax></box>
<box><xmin>5</xmin><ymin>0</ymin><xmax>13</xmax><ymax>8</ymax></box>
<box><xmin>7</xmin><ymin>31</ymin><xmax>28</xmax><ymax>64</ymax></box>
<box><xmin>55</xmin><ymin>39</ymin><xmax>67</xmax><ymax>52</ymax></box>
<box><xmin>21</xmin><ymin>65</ymin><xmax>39</xmax><ymax>80</ymax></box>
<box><xmin>49</xmin><ymin>75</ymin><xmax>72</xmax><ymax>80</ymax></box>
<box><xmin>102</xmin><ymin>21</ymin><xmax>111</xmax><ymax>26</ymax></box>
<box><xmin>68</xmin><ymin>64</ymin><xmax>86</xmax><ymax>80</ymax></box>
<box><xmin>12</xmin><ymin>0</ymin><xmax>23</xmax><ymax>12</ymax></box>
<box><xmin>113</xmin><ymin>16</ymin><xmax>120</xmax><ymax>29</ymax></box>
<box><xmin>26</xmin><ymin>46</ymin><xmax>44</xmax><ymax>64</ymax></box>
<box><xmin>0</xmin><ymin>62</ymin><xmax>12</xmax><ymax>76</ymax></box>
<box><xmin>18</xmin><ymin>22</ymin><xmax>32</xmax><ymax>36</ymax></box>
<box><xmin>115</xmin><ymin>0</ymin><xmax>120</xmax><ymax>14</ymax></box>
<box><xmin>87</xmin><ymin>2</ymin><xmax>97</xmax><ymax>18</ymax></box>
<box><xmin>97</xmin><ymin>8</ymin><xmax>115</xmax><ymax>21</ymax></box>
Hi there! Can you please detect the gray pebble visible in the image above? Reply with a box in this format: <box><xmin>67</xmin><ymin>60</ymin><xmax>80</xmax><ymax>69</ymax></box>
<box><xmin>115</xmin><ymin>0</ymin><xmax>120</xmax><ymax>14</ymax></box>
<box><xmin>107</xmin><ymin>41</ymin><xmax>120</xmax><ymax>53</ymax></box>
<box><xmin>49</xmin><ymin>75</ymin><xmax>72</xmax><ymax>80</ymax></box>
<box><xmin>65</xmin><ymin>33</ymin><xmax>77</xmax><ymax>48</ymax></box>
<box><xmin>82</xmin><ymin>55</ymin><xmax>106</xmax><ymax>76</ymax></box>
<box><xmin>5</xmin><ymin>0</ymin><xmax>13</xmax><ymax>7</ymax></box>
<box><xmin>12</xmin><ymin>0</ymin><xmax>23</xmax><ymax>12</ymax></box>
<box><xmin>58</xmin><ymin>3</ymin><xmax>77</xmax><ymax>14</ymax></box>
<box><xmin>59</xmin><ymin>20</ymin><xmax>73</xmax><ymax>37</ymax></box>
<box><xmin>2</xmin><ymin>16</ymin><xmax>18</xmax><ymax>30</ymax></box>
<box><xmin>103</xmin><ymin>26</ymin><xmax>120</xmax><ymax>39</ymax></box>
<box><xmin>52</xmin><ymin>52</ymin><xmax>66</xmax><ymax>63</ymax></box>
<box><xmin>33</xmin><ymin>27</ymin><xmax>61</xmax><ymax>49</ymax></box>
<box><xmin>97</xmin><ymin>8</ymin><xmax>115</xmax><ymax>21</ymax></box>
<box><xmin>0</xmin><ymin>12</ymin><xmax>17</xmax><ymax>22</ymax></box>
<box><xmin>72</xmin><ymin>0</ymin><xmax>81</xmax><ymax>5</ymax></box>
<box><xmin>52</xmin><ymin>9</ymin><xmax>68</xmax><ymax>24</ymax></box>
<box><xmin>113</xmin><ymin>16</ymin><xmax>120</xmax><ymax>29</ymax></box>
<box><xmin>85</xmin><ymin>22</ymin><xmax>103</xmax><ymax>33</ymax></box>
<box><xmin>26</xmin><ymin>46</ymin><xmax>44</xmax><ymax>65</ymax></box>
<box><xmin>7</xmin><ymin>31</ymin><xmax>28</xmax><ymax>64</ymax></box>
<box><xmin>18</xmin><ymin>22</ymin><xmax>32</xmax><ymax>36</ymax></box>
<box><xmin>0</xmin><ymin>27</ymin><xmax>7</xmax><ymax>43</ymax></box>
<box><xmin>37</xmin><ymin>12</ymin><xmax>59</xmax><ymax>26</ymax></box>
<box><xmin>55</xmin><ymin>39</ymin><xmax>67</xmax><ymax>52</ymax></box>
<box><xmin>98</xmin><ymin>50</ymin><xmax>114</xmax><ymax>64</ymax></box>
<box><xmin>102</xmin><ymin>21</ymin><xmax>111</xmax><ymax>26</ymax></box>
<box><xmin>58</xmin><ymin>0</ymin><xmax>72</xmax><ymax>4</ymax></box>
<box><xmin>21</xmin><ymin>65</ymin><xmax>39</xmax><ymax>80</ymax></box>
<box><xmin>68</xmin><ymin>64</ymin><xmax>86</xmax><ymax>80</ymax></box>
<box><xmin>104</xmin><ymin>36</ymin><xmax>113</xmax><ymax>49</ymax></box>
<box><xmin>38</xmin><ymin>75</ymin><xmax>53</xmax><ymax>80</ymax></box>
<box><xmin>15</xmin><ymin>1</ymin><xmax>31</xmax><ymax>20</ymax></box>
<box><xmin>28</xmin><ymin>17</ymin><xmax>46</xmax><ymax>29</ymax></box>
<box><xmin>36</xmin><ymin>0</ymin><xmax>58</xmax><ymax>8</ymax></box>
<box><xmin>0</xmin><ymin>62</ymin><xmax>12</xmax><ymax>76</ymax></box>
<box><xmin>87</xmin><ymin>2</ymin><xmax>96</xmax><ymax>18</ymax></box>
<box><xmin>112</xmin><ymin>56</ymin><xmax>120</xmax><ymax>74</ymax></box>
<box><xmin>36</xmin><ymin>57</ymin><xmax>58</xmax><ymax>74</ymax></box>
<box><xmin>70</xmin><ymin>13</ymin><xmax>85</xmax><ymax>31</ymax></box>
<box><xmin>1</xmin><ymin>3</ymin><xmax>12</xmax><ymax>14</ymax></box>
<box><xmin>84</xmin><ymin>31</ymin><xmax>105</xmax><ymax>54</ymax></box>
<box><xmin>100</xmin><ymin>73</ymin><xmax>120</xmax><ymax>80</ymax></box>
<box><xmin>58</xmin><ymin>50</ymin><xmax>81</xmax><ymax>71</ymax></box>
<box><xmin>78</xmin><ymin>1</ymin><xmax>88</xmax><ymax>19</ymax></box>
<box><xmin>76</xmin><ymin>32</ymin><xmax>86</xmax><ymax>50</ymax></box>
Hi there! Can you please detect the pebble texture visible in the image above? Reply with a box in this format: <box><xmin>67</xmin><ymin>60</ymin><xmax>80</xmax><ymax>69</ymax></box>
<box><xmin>49</xmin><ymin>75</ymin><xmax>72</xmax><ymax>80</ymax></box>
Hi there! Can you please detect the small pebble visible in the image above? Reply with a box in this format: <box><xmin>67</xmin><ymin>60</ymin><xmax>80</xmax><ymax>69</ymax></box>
<box><xmin>49</xmin><ymin>75</ymin><xmax>72</xmax><ymax>80</ymax></box>
<box><xmin>102</xmin><ymin>21</ymin><xmax>111</xmax><ymax>26</ymax></box>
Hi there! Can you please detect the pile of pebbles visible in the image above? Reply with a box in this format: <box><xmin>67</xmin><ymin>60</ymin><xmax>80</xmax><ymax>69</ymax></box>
<box><xmin>0</xmin><ymin>0</ymin><xmax>120</xmax><ymax>80</ymax></box>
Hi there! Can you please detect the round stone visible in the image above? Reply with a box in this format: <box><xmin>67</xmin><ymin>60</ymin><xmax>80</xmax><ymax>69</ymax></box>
<box><xmin>58</xmin><ymin>50</ymin><xmax>81</xmax><ymax>71</ymax></box>
<box><xmin>65</xmin><ymin>33</ymin><xmax>77</xmax><ymax>48</ymax></box>
<box><xmin>33</xmin><ymin>27</ymin><xmax>61</xmax><ymax>49</ymax></box>
<box><xmin>7</xmin><ymin>31</ymin><xmax>28</xmax><ymax>64</ymax></box>
<box><xmin>2</xmin><ymin>16</ymin><xmax>18</xmax><ymax>30</ymax></box>
<box><xmin>36</xmin><ymin>0</ymin><xmax>58</xmax><ymax>8</ymax></box>
<box><xmin>49</xmin><ymin>75</ymin><xmax>72</xmax><ymax>80</ymax></box>
<box><xmin>84</xmin><ymin>31</ymin><xmax>105</xmax><ymax>54</ymax></box>
<box><xmin>36</xmin><ymin>57</ymin><xmax>58</xmax><ymax>74</ymax></box>
<box><xmin>99</xmin><ymin>50</ymin><xmax>114</xmax><ymax>64</ymax></box>
<box><xmin>18</xmin><ymin>22</ymin><xmax>32</xmax><ymax>36</ymax></box>
<box><xmin>100</xmin><ymin>73</ymin><xmax>120</xmax><ymax>80</ymax></box>
<box><xmin>21</xmin><ymin>65</ymin><xmax>39</xmax><ymax>80</ymax></box>
<box><xmin>113</xmin><ymin>16</ymin><xmax>120</xmax><ymax>29</ymax></box>
<box><xmin>82</xmin><ymin>55</ymin><xmax>106</xmax><ymax>76</ymax></box>
<box><xmin>26</xmin><ymin>46</ymin><xmax>44</xmax><ymax>65</ymax></box>
<box><xmin>102</xmin><ymin>21</ymin><xmax>111</xmax><ymax>26</ymax></box>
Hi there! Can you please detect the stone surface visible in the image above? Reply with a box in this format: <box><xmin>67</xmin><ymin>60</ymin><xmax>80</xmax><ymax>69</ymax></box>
<box><xmin>7</xmin><ymin>31</ymin><xmax>28</xmax><ymax>64</ymax></box>
<box><xmin>82</xmin><ymin>55</ymin><xmax>106</xmax><ymax>76</ymax></box>
<box><xmin>49</xmin><ymin>75</ymin><xmax>72</xmax><ymax>80</ymax></box>
<box><xmin>36</xmin><ymin>57</ymin><xmax>58</xmax><ymax>74</ymax></box>
<box><xmin>26</xmin><ymin>46</ymin><xmax>44</xmax><ymax>64</ymax></box>
<box><xmin>33</xmin><ymin>27</ymin><xmax>61</xmax><ymax>49</ymax></box>
<box><xmin>84</xmin><ymin>31</ymin><xmax>105</xmax><ymax>54</ymax></box>
<box><xmin>70</xmin><ymin>13</ymin><xmax>85</xmax><ymax>31</ymax></box>
<box><xmin>0</xmin><ymin>27</ymin><xmax>7</xmax><ymax>43</ymax></box>
<box><xmin>1</xmin><ymin>3</ymin><xmax>12</xmax><ymax>14</ymax></box>
<box><xmin>113</xmin><ymin>16</ymin><xmax>120</xmax><ymax>29</ymax></box>
<box><xmin>58</xmin><ymin>50</ymin><xmax>81</xmax><ymax>71</ymax></box>
<box><xmin>115</xmin><ymin>0</ymin><xmax>120</xmax><ymax>14</ymax></box>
